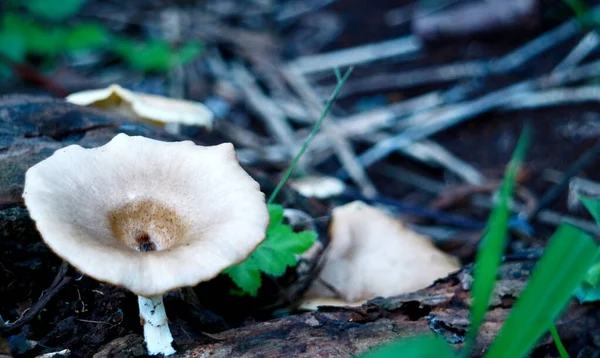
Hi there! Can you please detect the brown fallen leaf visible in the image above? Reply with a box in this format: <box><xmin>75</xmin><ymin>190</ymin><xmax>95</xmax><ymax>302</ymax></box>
<box><xmin>300</xmin><ymin>201</ymin><xmax>460</xmax><ymax>309</ymax></box>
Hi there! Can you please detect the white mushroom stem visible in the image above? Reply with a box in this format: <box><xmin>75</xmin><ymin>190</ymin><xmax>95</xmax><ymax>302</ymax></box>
<box><xmin>138</xmin><ymin>295</ymin><xmax>176</xmax><ymax>356</ymax></box>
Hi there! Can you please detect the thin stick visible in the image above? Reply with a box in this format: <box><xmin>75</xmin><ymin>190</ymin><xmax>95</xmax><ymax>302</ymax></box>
<box><xmin>1</xmin><ymin>261</ymin><xmax>70</xmax><ymax>333</ymax></box>
<box><xmin>267</xmin><ymin>68</ymin><xmax>353</xmax><ymax>204</ymax></box>
<box><xmin>287</xmin><ymin>36</ymin><xmax>421</xmax><ymax>75</ymax></box>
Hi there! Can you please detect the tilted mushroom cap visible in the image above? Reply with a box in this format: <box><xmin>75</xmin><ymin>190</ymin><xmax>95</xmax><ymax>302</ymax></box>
<box><xmin>23</xmin><ymin>134</ymin><xmax>269</xmax><ymax>297</ymax></box>
<box><xmin>301</xmin><ymin>201</ymin><xmax>460</xmax><ymax>307</ymax></box>
<box><xmin>66</xmin><ymin>84</ymin><xmax>214</xmax><ymax>129</ymax></box>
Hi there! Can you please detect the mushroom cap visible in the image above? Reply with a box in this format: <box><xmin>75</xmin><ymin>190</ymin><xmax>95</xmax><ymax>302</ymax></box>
<box><xmin>66</xmin><ymin>84</ymin><xmax>214</xmax><ymax>129</ymax></box>
<box><xmin>302</xmin><ymin>201</ymin><xmax>460</xmax><ymax>305</ymax></box>
<box><xmin>23</xmin><ymin>134</ymin><xmax>269</xmax><ymax>297</ymax></box>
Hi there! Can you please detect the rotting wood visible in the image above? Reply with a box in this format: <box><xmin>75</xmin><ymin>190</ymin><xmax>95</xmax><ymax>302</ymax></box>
<box><xmin>97</xmin><ymin>260</ymin><xmax>599</xmax><ymax>358</ymax></box>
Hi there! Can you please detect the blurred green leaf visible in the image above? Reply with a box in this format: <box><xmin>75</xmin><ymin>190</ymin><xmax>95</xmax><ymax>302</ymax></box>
<box><xmin>562</xmin><ymin>0</ymin><xmax>588</xmax><ymax>21</ymax></box>
<box><xmin>114</xmin><ymin>38</ymin><xmax>203</xmax><ymax>72</ymax></box>
<box><xmin>2</xmin><ymin>13</ymin><xmax>65</xmax><ymax>58</ymax></box>
<box><xmin>573</xmin><ymin>282</ymin><xmax>600</xmax><ymax>303</ymax></box>
<box><xmin>114</xmin><ymin>39</ymin><xmax>173</xmax><ymax>72</ymax></box>
<box><xmin>65</xmin><ymin>23</ymin><xmax>111</xmax><ymax>51</ymax></box>
<box><xmin>463</xmin><ymin>125</ymin><xmax>531</xmax><ymax>354</ymax></box>
<box><xmin>0</xmin><ymin>31</ymin><xmax>26</xmax><ymax>62</ymax></box>
<box><xmin>579</xmin><ymin>195</ymin><xmax>600</xmax><ymax>226</ymax></box>
<box><xmin>358</xmin><ymin>335</ymin><xmax>457</xmax><ymax>358</ymax></box>
<box><xmin>26</xmin><ymin>25</ymin><xmax>67</xmax><ymax>57</ymax></box>
<box><xmin>24</xmin><ymin>0</ymin><xmax>87</xmax><ymax>21</ymax></box>
<box><xmin>0</xmin><ymin>31</ymin><xmax>26</xmax><ymax>77</ymax></box>
<box><xmin>176</xmin><ymin>42</ymin><xmax>204</xmax><ymax>64</ymax></box>
<box><xmin>485</xmin><ymin>224</ymin><xmax>598</xmax><ymax>358</ymax></box>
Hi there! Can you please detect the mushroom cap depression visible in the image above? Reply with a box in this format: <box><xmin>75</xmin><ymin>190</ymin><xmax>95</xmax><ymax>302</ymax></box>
<box><xmin>23</xmin><ymin>134</ymin><xmax>269</xmax><ymax>297</ymax></box>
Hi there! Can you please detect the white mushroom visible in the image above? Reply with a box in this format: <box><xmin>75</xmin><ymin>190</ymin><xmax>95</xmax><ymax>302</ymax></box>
<box><xmin>22</xmin><ymin>134</ymin><xmax>269</xmax><ymax>356</ymax></box>
<box><xmin>288</xmin><ymin>175</ymin><xmax>346</xmax><ymax>199</ymax></box>
<box><xmin>300</xmin><ymin>201</ymin><xmax>460</xmax><ymax>309</ymax></box>
<box><xmin>66</xmin><ymin>84</ymin><xmax>214</xmax><ymax>134</ymax></box>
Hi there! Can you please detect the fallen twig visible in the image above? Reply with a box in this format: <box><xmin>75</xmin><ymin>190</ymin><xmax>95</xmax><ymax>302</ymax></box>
<box><xmin>1</xmin><ymin>261</ymin><xmax>71</xmax><ymax>333</ymax></box>
<box><xmin>286</xmin><ymin>36</ymin><xmax>422</xmax><ymax>75</ymax></box>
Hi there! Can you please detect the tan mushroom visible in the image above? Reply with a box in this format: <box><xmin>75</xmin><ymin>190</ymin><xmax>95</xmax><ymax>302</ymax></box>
<box><xmin>301</xmin><ymin>201</ymin><xmax>460</xmax><ymax>309</ymax></box>
<box><xmin>22</xmin><ymin>133</ymin><xmax>269</xmax><ymax>356</ymax></box>
<box><xmin>66</xmin><ymin>84</ymin><xmax>214</xmax><ymax>133</ymax></box>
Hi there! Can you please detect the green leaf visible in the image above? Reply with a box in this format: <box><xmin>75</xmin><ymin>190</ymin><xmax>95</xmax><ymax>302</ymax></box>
<box><xmin>65</xmin><ymin>23</ymin><xmax>111</xmax><ymax>51</ymax></box>
<box><xmin>114</xmin><ymin>38</ymin><xmax>173</xmax><ymax>72</ymax></box>
<box><xmin>0</xmin><ymin>31</ymin><xmax>26</xmax><ymax>77</ymax></box>
<box><xmin>224</xmin><ymin>204</ymin><xmax>317</xmax><ymax>296</ymax></box>
<box><xmin>578</xmin><ymin>195</ymin><xmax>600</xmax><ymax>226</ymax></box>
<box><xmin>26</xmin><ymin>25</ymin><xmax>67</xmax><ymax>57</ymax></box>
<box><xmin>549</xmin><ymin>325</ymin><xmax>570</xmax><ymax>358</ymax></box>
<box><xmin>357</xmin><ymin>335</ymin><xmax>457</xmax><ymax>358</ymax></box>
<box><xmin>463</xmin><ymin>125</ymin><xmax>531</xmax><ymax>354</ymax></box>
<box><xmin>573</xmin><ymin>283</ymin><xmax>600</xmax><ymax>303</ymax></box>
<box><xmin>175</xmin><ymin>42</ymin><xmax>204</xmax><ymax>65</ymax></box>
<box><xmin>223</xmin><ymin>262</ymin><xmax>262</xmax><ymax>297</ymax></box>
<box><xmin>2</xmin><ymin>13</ymin><xmax>66</xmax><ymax>57</ymax></box>
<box><xmin>268</xmin><ymin>204</ymin><xmax>285</xmax><ymax>225</ymax></box>
<box><xmin>573</xmin><ymin>250</ymin><xmax>600</xmax><ymax>303</ymax></box>
<box><xmin>485</xmin><ymin>224</ymin><xmax>598</xmax><ymax>358</ymax></box>
<box><xmin>0</xmin><ymin>31</ymin><xmax>26</xmax><ymax>62</ymax></box>
<box><xmin>24</xmin><ymin>0</ymin><xmax>87</xmax><ymax>21</ymax></box>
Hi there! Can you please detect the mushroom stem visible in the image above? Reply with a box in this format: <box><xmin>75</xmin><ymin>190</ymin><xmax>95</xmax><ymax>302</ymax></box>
<box><xmin>138</xmin><ymin>295</ymin><xmax>176</xmax><ymax>356</ymax></box>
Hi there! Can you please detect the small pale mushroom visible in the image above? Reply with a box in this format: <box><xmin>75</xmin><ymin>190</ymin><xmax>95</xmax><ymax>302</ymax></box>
<box><xmin>288</xmin><ymin>175</ymin><xmax>346</xmax><ymax>199</ymax></box>
<box><xmin>300</xmin><ymin>201</ymin><xmax>460</xmax><ymax>309</ymax></box>
<box><xmin>22</xmin><ymin>134</ymin><xmax>269</xmax><ymax>356</ymax></box>
<box><xmin>66</xmin><ymin>84</ymin><xmax>214</xmax><ymax>134</ymax></box>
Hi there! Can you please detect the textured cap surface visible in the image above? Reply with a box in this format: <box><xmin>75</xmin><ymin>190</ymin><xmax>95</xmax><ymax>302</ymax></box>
<box><xmin>23</xmin><ymin>134</ymin><xmax>269</xmax><ymax>297</ymax></box>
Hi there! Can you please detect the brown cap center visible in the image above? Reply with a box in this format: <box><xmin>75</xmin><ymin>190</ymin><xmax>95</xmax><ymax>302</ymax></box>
<box><xmin>108</xmin><ymin>199</ymin><xmax>186</xmax><ymax>251</ymax></box>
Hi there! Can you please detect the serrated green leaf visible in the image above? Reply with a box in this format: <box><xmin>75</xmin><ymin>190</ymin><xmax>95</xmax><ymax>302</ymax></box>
<box><xmin>486</xmin><ymin>223</ymin><xmax>598</xmax><ymax>358</ymax></box>
<box><xmin>463</xmin><ymin>125</ymin><xmax>531</xmax><ymax>354</ymax></box>
<box><xmin>65</xmin><ymin>23</ymin><xmax>111</xmax><ymax>51</ymax></box>
<box><xmin>24</xmin><ymin>0</ymin><xmax>87</xmax><ymax>21</ymax></box>
<box><xmin>224</xmin><ymin>204</ymin><xmax>317</xmax><ymax>296</ymax></box>
<box><xmin>223</xmin><ymin>262</ymin><xmax>262</xmax><ymax>297</ymax></box>
<box><xmin>267</xmin><ymin>204</ymin><xmax>284</xmax><ymax>225</ymax></box>
<box><xmin>357</xmin><ymin>335</ymin><xmax>457</xmax><ymax>358</ymax></box>
<box><xmin>267</xmin><ymin>225</ymin><xmax>317</xmax><ymax>253</ymax></box>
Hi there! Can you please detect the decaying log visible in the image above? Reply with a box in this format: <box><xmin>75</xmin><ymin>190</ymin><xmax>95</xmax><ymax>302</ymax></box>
<box><xmin>172</xmin><ymin>262</ymin><xmax>599</xmax><ymax>358</ymax></box>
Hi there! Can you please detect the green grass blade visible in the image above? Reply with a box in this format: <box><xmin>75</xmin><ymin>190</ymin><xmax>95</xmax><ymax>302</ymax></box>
<box><xmin>463</xmin><ymin>125</ymin><xmax>531</xmax><ymax>354</ymax></box>
<box><xmin>578</xmin><ymin>195</ymin><xmax>600</xmax><ymax>226</ymax></box>
<box><xmin>357</xmin><ymin>335</ymin><xmax>457</xmax><ymax>358</ymax></box>
<box><xmin>549</xmin><ymin>324</ymin><xmax>570</xmax><ymax>358</ymax></box>
<box><xmin>485</xmin><ymin>223</ymin><xmax>598</xmax><ymax>358</ymax></box>
<box><xmin>267</xmin><ymin>67</ymin><xmax>353</xmax><ymax>204</ymax></box>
